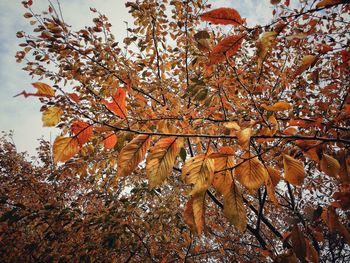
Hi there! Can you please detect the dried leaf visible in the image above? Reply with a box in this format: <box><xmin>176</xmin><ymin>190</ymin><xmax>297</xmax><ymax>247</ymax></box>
<box><xmin>294</xmin><ymin>55</ymin><xmax>318</xmax><ymax>76</ymax></box>
<box><xmin>237</xmin><ymin>127</ymin><xmax>251</xmax><ymax>150</ymax></box>
<box><xmin>257</xmin><ymin>31</ymin><xmax>277</xmax><ymax>70</ymax></box>
<box><xmin>184</xmin><ymin>192</ymin><xmax>206</xmax><ymax>235</ymax></box>
<box><xmin>290</xmin><ymin>226</ymin><xmax>307</xmax><ymax>262</ymax></box>
<box><xmin>103</xmin><ymin>132</ymin><xmax>117</xmax><ymax>149</ymax></box>
<box><xmin>182</xmin><ymin>152</ymin><xmax>215</xmax><ymax>195</ymax></box>
<box><xmin>15</xmin><ymin>82</ymin><xmax>55</xmax><ymax>98</ymax></box>
<box><xmin>316</xmin><ymin>0</ymin><xmax>344</xmax><ymax>8</ymax></box>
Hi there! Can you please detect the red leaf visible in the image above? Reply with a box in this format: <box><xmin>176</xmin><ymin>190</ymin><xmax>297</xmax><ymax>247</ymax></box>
<box><xmin>200</xmin><ymin>8</ymin><xmax>243</xmax><ymax>26</ymax></box>
<box><xmin>71</xmin><ymin>121</ymin><xmax>93</xmax><ymax>146</ymax></box>
<box><xmin>68</xmin><ymin>93</ymin><xmax>80</xmax><ymax>104</ymax></box>
<box><xmin>103</xmin><ymin>132</ymin><xmax>118</xmax><ymax>149</ymax></box>
<box><xmin>209</xmin><ymin>34</ymin><xmax>244</xmax><ymax>65</ymax></box>
<box><xmin>102</xmin><ymin>88</ymin><xmax>127</xmax><ymax>118</ymax></box>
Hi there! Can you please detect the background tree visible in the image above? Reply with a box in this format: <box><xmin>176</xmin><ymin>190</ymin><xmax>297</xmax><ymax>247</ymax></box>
<box><xmin>2</xmin><ymin>0</ymin><xmax>350</xmax><ymax>261</ymax></box>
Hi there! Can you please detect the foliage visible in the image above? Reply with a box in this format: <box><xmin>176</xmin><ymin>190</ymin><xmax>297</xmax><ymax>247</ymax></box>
<box><xmin>3</xmin><ymin>0</ymin><xmax>350</xmax><ymax>261</ymax></box>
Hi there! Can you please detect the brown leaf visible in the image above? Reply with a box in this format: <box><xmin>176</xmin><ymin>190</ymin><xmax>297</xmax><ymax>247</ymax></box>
<box><xmin>283</xmin><ymin>154</ymin><xmax>305</xmax><ymax>186</ymax></box>
<box><xmin>53</xmin><ymin>136</ymin><xmax>80</xmax><ymax>162</ymax></box>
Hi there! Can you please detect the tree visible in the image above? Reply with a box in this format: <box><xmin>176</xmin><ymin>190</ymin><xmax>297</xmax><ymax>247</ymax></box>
<box><xmin>4</xmin><ymin>0</ymin><xmax>350</xmax><ymax>261</ymax></box>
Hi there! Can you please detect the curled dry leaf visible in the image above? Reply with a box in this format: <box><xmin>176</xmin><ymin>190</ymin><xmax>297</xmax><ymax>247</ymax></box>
<box><xmin>42</xmin><ymin>106</ymin><xmax>63</xmax><ymax>127</ymax></box>
<box><xmin>14</xmin><ymin>82</ymin><xmax>55</xmax><ymax>98</ymax></box>
<box><xmin>283</xmin><ymin>154</ymin><xmax>305</xmax><ymax>185</ymax></box>
<box><xmin>184</xmin><ymin>192</ymin><xmax>206</xmax><ymax>235</ymax></box>
<box><xmin>257</xmin><ymin>31</ymin><xmax>277</xmax><ymax>70</ymax></box>
<box><xmin>294</xmin><ymin>55</ymin><xmax>318</xmax><ymax>76</ymax></box>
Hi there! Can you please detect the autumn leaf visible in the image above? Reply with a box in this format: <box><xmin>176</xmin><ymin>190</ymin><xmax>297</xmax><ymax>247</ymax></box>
<box><xmin>53</xmin><ymin>136</ymin><xmax>80</xmax><ymax>162</ymax></box>
<box><xmin>237</xmin><ymin>127</ymin><xmax>251</xmax><ymax>150</ymax></box>
<box><xmin>294</xmin><ymin>55</ymin><xmax>318</xmax><ymax>76</ymax></box>
<box><xmin>224</xmin><ymin>122</ymin><xmax>240</xmax><ymax>130</ymax></box>
<box><xmin>200</xmin><ymin>8</ymin><xmax>243</xmax><ymax>26</ymax></box>
<box><xmin>261</xmin><ymin>101</ymin><xmax>292</xmax><ymax>111</ymax></box>
<box><xmin>103</xmin><ymin>132</ymin><xmax>117</xmax><ymax>149</ymax></box>
<box><xmin>117</xmin><ymin>134</ymin><xmax>151</xmax><ymax>177</ymax></box>
<box><xmin>257</xmin><ymin>31</ymin><xmax>277</xmax><ymax>70</ymax></box>
<box><xmin>146</xmin><ymin>137</ymin><xmax>183</xmax><ymax>188</ymax></box>
<box><xmin>290</xmin><ymin>225</ymin><xmax>307</xmax><ymax>262</ymax></box>
<box><xmin>320</xmin><ymin>153</ymin><xmax>340</xmax><ymax>178</ymax></box>
<box><xmin>14</xmin><ymin>82</ymin><xmax>55</xmax><ymax>98</ymax></box>
<box><xmin>102</xmin><ymin>88</ymin><xmax>127</xmax><ymax>118</ymax></box>
<box><xmin>182</xmin><ymin>151</ymin><xmax>215</xmax><ymax>195</ymax></box>
<box><xmin>223</xmin><ymin>181</ymin><xmax>247</xmax><ymax>231</ymax></box>
<box><xmin>194</xmin><ymin>30</ymin><xmax>212</xmax><ymax>52</ymax></box>
<box><xmin>42</xmin><ymin>106</ymin><xmax>63</xmax><ymax>127</ymax></box>
<box><xmin>184</xmin><ymin>192</ymin><xmax>206</xmax><ymax>235</ymax></box>
<box><xmin>71</xmin><ymin>121</ymin><xmax>93</xmax><ymax>146</ymax></box>
<box><xmin>283</xmin><ymin>154</ymin><xmax>305</xmax><ymax>185</ymax></box>
<box><xmin>209</xmin><ymin>34</ymin><xmax>244</xmax><ymax>65</ymax></box>
<box><xmin>236</xmin><ymin>154</ymin><xmax>268</xmax><ymax>190</ymax></box>
<box><xmin>316</xmin><ymin>0</ymin><xmax>344</xmax><ymax>8</ymax></box>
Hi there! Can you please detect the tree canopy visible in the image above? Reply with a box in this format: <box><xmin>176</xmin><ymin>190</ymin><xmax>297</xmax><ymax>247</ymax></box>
<box><xmin>1</xmin><ymin>0</ymin><xmax>350</xmax><ymax>262</ymax></box>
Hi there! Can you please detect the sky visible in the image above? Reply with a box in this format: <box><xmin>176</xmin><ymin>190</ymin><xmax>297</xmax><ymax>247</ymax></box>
<box><xmin>0</xmin><ymin>0</ymin><xmax>275</xmax><ymax>156</ymax></box>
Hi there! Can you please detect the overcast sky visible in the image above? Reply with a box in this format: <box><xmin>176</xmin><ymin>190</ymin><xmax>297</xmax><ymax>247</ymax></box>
<box><xmin>0</xmin><ymin>0</ymin><xmax>276</xmax><ymax>156</ymax></box>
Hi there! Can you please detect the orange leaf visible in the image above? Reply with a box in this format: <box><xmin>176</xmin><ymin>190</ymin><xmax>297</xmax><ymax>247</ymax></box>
<box><xmin>262</xmin><ymin>101</ymin><xmax>292</xmax><ymax>111</ymax></box>
<box><xmin>294</xmin><ymin>55</ymin><xmax>318</xmax><ymax>76</ymax></box>
<box><xmin>53</xmin><ymin>136</ymin><xmax>80</xmax><ymax>162</ymax></box>
<box><xmin>200</xmin><ymin>8</ymin><xmax>243</xmax><ymax>26</ymax></box>
<box><xmin>236</xmin><ymin>154</ymin><xmax>268</xmax><ymax>190</ymax></box>
<box><xmin>209</xmin><ymin>34</ymin><xmax>244</xmax><ymax>65</ymax></box>
<box><xmin>257</xmin><ymin>31</ymin><xmax>277</xmax><ymax>70</ymax></box>
<box><xmin>117</xmin><ymin>135</ymin><xmax>151</xmax><ymax>177</ymax></box>
<box><xmin>68</xmin><ymin>93</ymin><xmax>80</xmax><ymax>104</ymax></box>
<box><xmin>316</xmin><ymin>0</ymin><xmax>344</xmax><ymax>8</ymax></box>
<box><xmin>283</xmin><ymin>154</ymin><xmax>305</xmax><ymax>185</ymax></box>
<box><xmin>184</xmin><ymin>192</ymin><xmax>206</xmax><ymax>235</ymax></box>
<box><xmin>103</xmin><ymin>132</ymin><xmax>117</xmax><ymax>149</ymax></box>
<box><xmin>102</xmin><ymin>88</ymin><xmax>127</xmax><ymax>118</ymax></box>
<box><xmin>146</xmin><ymin>137</ymin><xmax>183</xmax><ymax>188</ymax></box>
<box><xmin>320</xmin><ymin>153</ymin><xmax>340</xmax><ymax>178</ymax></box>
<box><xmin>71</xmin><ymin>121</ymin><xmax>93</xmax><ymax>146</ymax></box>
<box><xmin>14</xmin><ymin>82</ymin><xmax>55</xmax><ymax>98</ymax></box>
<box><xmin>237</xmin><ymin>127</ymin><xmax>251</xmax><ymax>150</ymax></box>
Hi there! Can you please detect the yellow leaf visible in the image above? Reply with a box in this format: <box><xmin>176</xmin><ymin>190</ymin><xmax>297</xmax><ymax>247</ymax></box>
<box><xmin>257</xmin><ymin>31</ymin><xmax>277</xmax><ymax>70</ymax></box>
<box><xmin>237</xmin><ymin>127</ymin><xmax>251</xmax><ymax>150</ymax></box>
<box><xmin>320</xmin><ymin>153</ymin><xmax>340</xmax><ymax>178</ymax></box>
<box><xmin>117</xmin><ymin>135</ymin><xmax>151</xmax><ymax>177</ymax></box>
<box><xmin>53</xmin><ymin>136</ymin><xmax>80</xmax><ymax>162</ymax></box>
<box><xmin>184</xmin><ymin>192</ymin><xmax>206</xmax><ymax>235</ymax></box>
<box><xmin>146</xmin><ymin>137</ymin><xmax>183</xmax><ymax>188</ymax></box>
<box><xmin>224</xmin><ymin>121</ymin><xmax>240</xmax><ymax>130</ymax></box>
<box><xmin>223</xmin><ymin>181</ymin><xmax>247</xmax><ymax>231</ymax></box>
<box><xmin>294</xmin><ymin>55</ymin><xmax>318</xmax><ymax>76</ymax></box>
<box><xmin>42</xmin><ymin>106</ymin><xmax>63</xmax><ymax>127</ymax></box>
<box><xmin>283</xmin><ymin>154</ymin><xmax>305</xmax><ymax>185</ymax></box>
<box><xmin>182</xmin><ymin>152</ymin><xmax>215</xmax><ymax>195</ymax></box>
<box><xmin>262</xmin><ymin>101</ymin><xmax>292</xmax><ymax>111</ymax></box>
<box><xmin>211</xmin><ymin>146</ymin><xmax>235</xmax><ymax>195</ymax></box>
<box><xmin>236</xmin><ymin>154</ymin><xmax>268</xmax><ymax>190</ymax></box>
